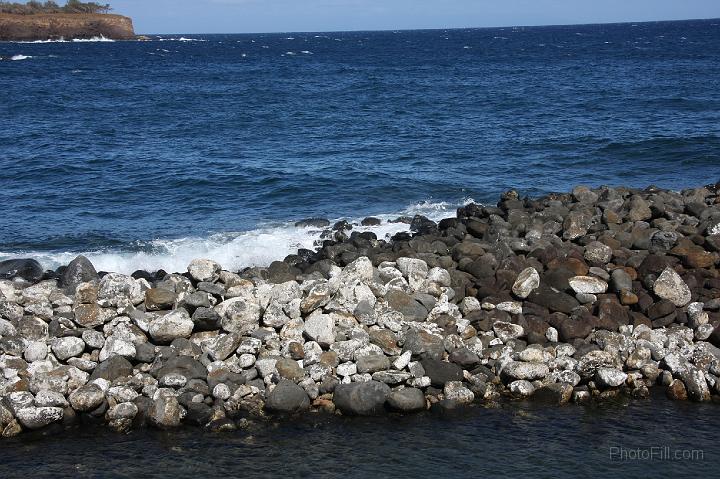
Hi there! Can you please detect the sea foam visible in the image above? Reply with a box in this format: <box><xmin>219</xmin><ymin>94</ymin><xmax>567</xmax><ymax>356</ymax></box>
<box><xmin>0</xmin><ymin>199</ymin><xmax>474</xmax><ymax>275</ymax></box>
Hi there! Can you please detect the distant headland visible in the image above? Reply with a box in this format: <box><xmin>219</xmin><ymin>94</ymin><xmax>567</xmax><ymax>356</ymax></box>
<box><xmin>0</xmin><ymin>1</ymin><xmax>135</xmax><ymax>41</ymax></box>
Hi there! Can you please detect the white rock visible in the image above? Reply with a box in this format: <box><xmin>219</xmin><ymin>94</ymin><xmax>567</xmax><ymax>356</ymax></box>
<box><xmin>336</xmin><ymin>362</ymin><xmax>357</xmax><ymax>377</ymax></box>
<box><xmin>99</xmin><ymin>336</ymin><xmax>136</xmax><ymax>362</ymax></box>
<box><xmin>493</xmin><ymin>321</ymin><xmax>524</xmax><ymax>342</ymax></box>
<box><xmin>496</xmin><ymin>301</ymin><xmax>523</xmax><ymax>315</ymax></box>
<box><xmin>148</xmin><ymin>309</ymin><xmax>194</xmax><ymax>342</ymax></box>
<box><xmin>444</xmin><ymin>381</ymin><xmax>474</xmax><ymax>404</ymax></box>
<box><xmin>653</xmin><ymin>267</ymin><xmax>691</xmax><ymax>307</ymax></box>
<box><xmin>569</xmin><ymin>276</ymin><xmax>608</xmax><ymax>294</ymax></box>
<box><xmin>595</xmin><ymin>367</ymin><xmax>628</xmax><ymax>387</ymax></box>
<box><xmin>15</xmin><ymin>407</ymin><xmax>63</xmax><ymax>429</ymax></box>
<box><xmin>304</xmin><ymin>313</ymin><xmax>335</xmax><ymax>347</ymax></box>
<box><xmin>187</xmin><ymin>259</ymin><xmax>222</xmax><ymax>283</ymax></box>
<box><xmin>512</xmin><ymin>267</ymin><xmax>540</xmax><ymax>299</ymax></box>
<box><xmin>509</xmin><ymin>380</ymin><xmax>535</xmax><ymax>397</ymax></box>
<box><xmin>393</xmin><ymin>350</ymin><xmax>412</xmax><ymax>370</ymax></box>
<box><xmin>50</xmin><ymin>337</ymin><xmax>86</xmax><ymax>361</ymax></box>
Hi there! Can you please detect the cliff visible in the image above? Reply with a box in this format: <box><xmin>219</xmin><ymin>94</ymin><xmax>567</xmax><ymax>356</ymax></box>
<box><xmin>0</xmin><ymin>13</ymin><xmax>135</xmax><ymax>41</ymax></box>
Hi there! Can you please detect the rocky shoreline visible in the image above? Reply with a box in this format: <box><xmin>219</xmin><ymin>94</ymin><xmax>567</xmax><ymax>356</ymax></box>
<box><xmin>1</xmin><ymin>182</ymin><xmax>720</xmax><ymax>437</ymax></box>
<box><xmin>0</xmin><ymin>13</ymin><xmax>135</xmax><ymax>42</ymax></box>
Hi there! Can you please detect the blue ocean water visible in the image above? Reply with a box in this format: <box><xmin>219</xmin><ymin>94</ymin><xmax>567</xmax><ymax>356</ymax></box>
<box><xmin>1</xmin><ymin>20</ymin><xmax>719</xmax><ymax>273</ymax></box>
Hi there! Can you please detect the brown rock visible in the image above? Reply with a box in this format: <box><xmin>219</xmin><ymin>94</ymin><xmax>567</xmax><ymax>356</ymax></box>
<box><xmin>666</xmin><ymin>379</ymin><xmax>688</xmax><ymax>400</ymax></box>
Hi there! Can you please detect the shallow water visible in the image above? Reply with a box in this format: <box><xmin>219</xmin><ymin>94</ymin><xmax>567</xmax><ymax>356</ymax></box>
<box><xmin>2</xmin><ymin>20</ymin><xmax>720</xmax><ymax>273</ymax></box>
<box><xmin>1</xmin><ymin>396</ymin><xmax>717</xmax><ymax>478</ymax></box>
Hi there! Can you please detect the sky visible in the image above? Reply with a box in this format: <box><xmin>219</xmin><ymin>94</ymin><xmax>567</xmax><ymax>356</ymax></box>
<box><xmin>102</xmin><ymin>0</ymin><xmax>720</xmax><ymax>34</ymax></box>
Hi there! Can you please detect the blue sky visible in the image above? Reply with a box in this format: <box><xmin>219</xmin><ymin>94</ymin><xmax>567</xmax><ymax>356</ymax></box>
<box><xmin>105</xmin><ymin>0</ymin><xmax>720</xmax><ymax>34</ymax></box>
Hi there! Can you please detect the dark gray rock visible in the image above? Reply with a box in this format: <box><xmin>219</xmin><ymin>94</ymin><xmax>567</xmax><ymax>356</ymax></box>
<box><xmin>59</xmin><ymin>255</ymin><xmax>98</xmax><ymax>293</ymax></box>
<box><xmin>386</xmin><ymin>388</ymin><xmax>426</xmax><ymax>412</ymax></box>
<box><xmin>385</xmin><ymin>289</ymin><xmax>428</xmax><ymax>322</ymax></box>
<box><xmin>0</xmin><ymin>258</ymin><xmax>43</xmax><ymax>282</ymax></box>
<box><xmin>420</xmin><ymin>359</ymin><xmax>464</xmax><ymax>387</ymax></box>
<box><xmin>333</xmin><ymin>380</ymin><xmax>390</xmax><ymax>416</ymax></box>
<box><xmin>403</xmin><ymin>329</ymin><xmax>445</xmax><ymax>360</ymax></box>
<box><xmin>89</xmin><ymin>355</ymin><xmax>133</xmax><ymax>382</ymax></box>
<box><xmin>265</xmin><ymin>379</ymin><xmax>311</xmax><ymax>413</ymax></box>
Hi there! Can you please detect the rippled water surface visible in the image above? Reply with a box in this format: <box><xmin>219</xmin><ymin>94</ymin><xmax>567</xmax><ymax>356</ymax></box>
<box><xmin>1</xmin><ymin>20</ymin><xmax>719</xmax><ymax>273</ymax></box>
<box><xmin>1</xmin><ymin>397</ymin><xmax>718</xmax><ymax>478</ymax></box>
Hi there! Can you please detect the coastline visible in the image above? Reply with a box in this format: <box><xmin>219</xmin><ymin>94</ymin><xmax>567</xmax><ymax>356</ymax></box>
<box><xmin>0</xmin><ymin>13</ymin><xmax>135</xmax><ymax>41</ymax></box>
<box><xmin>1</xmin><ymin>181</ymin><xmax>720</xmax><ymax>437</ymax></box>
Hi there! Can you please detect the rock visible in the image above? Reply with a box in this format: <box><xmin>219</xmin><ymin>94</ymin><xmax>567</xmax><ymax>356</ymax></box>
<box><xmin>569</xmin><ymin>276</ymin><xmax>608</xmax><ymax>295</ymax></box>
<box><xmin>512</xmin><ymin>267</ymin><xmax>540</xmax><ymax>299</ymax></box>
<box><xmin>333</xmin><ymin>380</ymin><xmax>390</xmax><ymax>416</ymax></box>
<box><xmin>300</xmin><ymin>282</ymin><xmax>331</xmax><ymax>313</ymax></box>
<box><xmin>501</xmin><ymin>361</ymin><xmax>549</xmax><ymax>381</ymax></box>
<box><xmin>509</xmin><ymin>380</ymin><xmax>535</xmax><ymax>397</ymax></box>
<box><xmin>443</xmin><ymin>381</ymin><xmax>474</xmax><ymax>404</ymax></box>
<box><xmin>533</xmin><ymin>383</ymin><xmax>573</xmax><ymax>404</ymax></box>
<box><xmin>385</xmin><ymin>289</ymin><xmax>428</xmax><ymax>322</ymax></box>
<box><xmin>595</xmin><ymin>368</ymin><xmax>627</xmax><ymax>388</ymax></box>
<box><xmin>0</xmin><ymin>258</ymin><xmax>43</xmax><ymax>282</ymax></box>
<box><xmin>386</xmin><ymin>388</ymin><xmax>426</xmax><ymax>412</ymax></box>
<box><xmin>98</xmin><ymin>273</ymin><xmax>142</xmax><ymax>307</ymax></box>
<box><xmin>357</xmin><ymin>354</ymin><xmax>391</xmax><ymax>374</ymax></box>
<box><xmin>304</xmin><ymin>314</ymin><xmax>335</xmax><ymax>347</ymax></box>
<box><xmin>666</xmin><ymin>379</ymin><xmax>688</xmax><ymax>400</ymax></box>
<box><xmin>149</xmin><ymin>396</ymin><xmax>184</xmax><ymax>428</ymax></box>
<box><xmin>15</xmin><ymin>407</ymin><xmax>63</xmax><ymax>429</ymax></box>
<box><xmin>610</xmin><ymin>269</ymin><xmax>633</xmax><ymax>292</ymax></box>
<box><xmin>148</xmin><ymin>309</ymin><xmax>194</xmax><ymax>342</ymax></box>
<box><xmin>99</xmin><ymin>336</ymin><xmax>136</xmax><ymax>362</ymax></box>
<box><xmin>493</xmin><ymin>321</ymin><xmax>524</xmax><ymax>342</ymax></box>
<box><xmin>187</xmin><ymin>259</ymin><xmax>221</xmax><ymax>283</ymax></box>
<box><xmin>403</xmin><ymin>329</ymin><xmax>445</xmax><ymax>360</ymax></box>
<box><xmin>265</xmin><ymin>379</ymin><xmax>310</xmax><ymax>413</ymax></box>
<box><xmin>69</xmin><ymin>384</ymin><xmax>105</xmax><ymax>412</ymax></box>
<box><xmin>51</xmin><ymin>337</ymin><xmax>85</xmax><ymax>361</ymax></box>
<box><xmin>653</xmin><ymin>267</ymin><xmax>691</xmax><ymax>307</ymax></box>
<box><xmin>34</xmin><ymin>391</ymin><xmax>68</xmax><ymax>408</ymax></box>
<box><xmin>59</xmin><ymin>255</ymin><xmax>98</xmax><ymax>293</ymax></box>
<box><xmin>678</xmin><ymin>366</ymin><xmax>711</xmax><ymax>401</ymax></box>
<box><xmin>145</xmin><ymin>288</ymin><xmax>177</xmax><ymax>311</ymax></box>
<box><xmin>528</xmin><ymin>285</ymin><xmax>579</xmax><ymax>314</ymax></box>
<box><xmin>275</xmin><ymin>358</ymin><xmax>304</xmax><ymax>381</ymax></box>
<box><xmin>584</xmin><ymin>241</ymin><xmax>612</xmax><ymax>264</ymax></box>
<box><xmin>74</xmin><ymin>304</ymin><xmax>112</xmax><ymax>328</ymax></box>
<box><xmin>89</xmin><ymin>355</ymin><xmax>133</xmax><ymax>382</ymax></box>
<box><xmin>217</xmin><ymin>297</ymin><xmax>262</xmax><ymax>334</ymax></box>
<box><xmin>420</xmin><ymin>359</ymin><xmax>463</xmax><ymax>387</ymax></box>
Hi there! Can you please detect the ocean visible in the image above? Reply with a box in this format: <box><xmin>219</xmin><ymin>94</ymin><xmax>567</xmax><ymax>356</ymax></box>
<box><xmin>1</xmin><ymin>397</ymin><xmax>717</xmax><ymax>478</ymax></box>
<box><xmin>1</xmin><ymin>20</ymin><xmax>719</xmax><ymax>274</ymax></box>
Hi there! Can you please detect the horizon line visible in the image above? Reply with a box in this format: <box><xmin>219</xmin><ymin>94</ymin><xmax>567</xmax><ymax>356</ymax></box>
<box><xmin>134</xmin><ymin>15</ymin><xmax>720</xmax><ymax>36</ymax></box>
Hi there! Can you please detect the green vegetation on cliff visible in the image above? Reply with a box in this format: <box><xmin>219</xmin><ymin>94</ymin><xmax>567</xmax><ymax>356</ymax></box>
<box><xmin>0</xmin><ymin>0</ymin><xmax>111</xmax><ymax>15</ymax></box>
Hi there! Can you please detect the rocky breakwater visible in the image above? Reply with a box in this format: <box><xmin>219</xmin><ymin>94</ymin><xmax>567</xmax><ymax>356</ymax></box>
<box><xmin>0</xmin><ymin>13</ymin><xmax>135</xmax><ymax>41</ymax></box>
<box><xmin>2</xmin><ymin>182</ymin><xmax>720</xmax><ymax>437</ymax></box>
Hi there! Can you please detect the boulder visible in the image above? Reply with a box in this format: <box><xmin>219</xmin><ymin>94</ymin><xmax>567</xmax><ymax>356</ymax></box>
<box><xmin>501</xmin><ymin>361</ymin><xmax>549</xmax><ymax>381</ymax></box>
<box><xmin>187</xmin><ymin>259</ymin><xmax>221</xmax><ymax>283</ymax></box>
<box><xmin>265</xmin><ymin>380</ymin><xmax>311</xmax><ymax>413</ymax></box>
<box><xmin>51</xmin><ymin>337</ymin><xmax>85</xmax><ymax>361</ymax></box>
<box><xmin>386</xmin><ymin>388</ymin><xmax>426</xmax><ymax>412</ymax></box>
<box><xmin>59</xmin><ymin>255</ymin><xmax>98</xmax><ymax>293</ymax></box>
<box><xmin>15</xmin><ymin>407</ymin><xmax>63</xmax><ymax>429</ymax></box>
<box><xmin>333</xmin><ymin>380</ymin><xmax>390</xmax><ymax>416</ymax></box>
<box><xmin>145</xmin><ymin>288</ymin><xmax>177</xmax><ymax>311</ymax></box>
<box><xmin>385</xmin><ymin>289</ymin><xmax>428</xmax><ymax>322</ymax></box>
<box><xmin>420</xmin><ymin>359</ymin><xmax>463</xmax><ymax>387</ymax></box>
<box><xmin>69</xmin><ymin>384</ymin><xmax>105</xmax><ymax>412</ymax></box>
<box><xmin>0</xmin><ymin>258</ymin><xmax>43</xmax><ymax>282</ymax></box>
<box><xmin>149</xmin><ymin>396</ymin><xmax>184</xmax><ymax>428</ymax></box>
<box><xmin>89</xmin><ymin>355</ymin><xmax>133</xmax><ymax>382</ymax></box>
<box><xmin>512</xmin><ymin>267</ymin><xmax>540</xmax><ymax>299</ymax></box>
<box><xmin>653</xmin><ymin>267</ymin><xmax>691</xmax><ymax>307</ymax></box>
<box><xmin>148</xmin><ymin>309</ymin><xmax>194</xmax><ymax>342</ymax></box>
<box><xmin>568</xmin><ymin>276</ymin><xmax>608</xmax><ymax>295</ymax></box>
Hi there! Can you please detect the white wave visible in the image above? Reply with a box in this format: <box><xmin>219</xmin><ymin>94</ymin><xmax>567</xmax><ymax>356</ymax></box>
<box><xmin>72</xmin><ymin>36</ymin><xmax>114</xmax><ymax>42</ymax></box>
<box><xmin>300</xmin><ymin>50</ymin><xmax>312</xmax><ymax>54</ymax></box>
<box><xmin>16</xmin><ymin>38</ymin><xmax>68</xmax><ymax>43</ymax></box>
<box><xmin>10</xmin><ymin>54</ymin><xmax>32</xmax><ymax>61</ymax></box>
<box><xmin>0</xmin><ymin>198</ymin><xmax>474</xmax><ymax>275</ymax></box>
<box><xmin>159</xmin><ymin>37</ymin><xmax>207</xmax><ymax>42</ymax></box>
